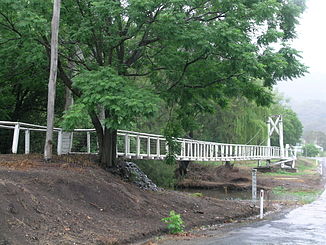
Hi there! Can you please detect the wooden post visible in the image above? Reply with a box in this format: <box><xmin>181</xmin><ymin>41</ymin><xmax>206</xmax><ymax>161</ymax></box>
<box><xmin>252</xmin><ymin>169</ymin><xmax>257</xmax><ymax>201</ymax></box>
<box><xmin>25</xmin><ymin>129</ymin><xmax>30</xmax><ymax>154</ymax></box>
<box><xmin>12</xmin><ymin>123</ymin><xmax>20</xmax><ymax>154</ymax></box>
<box><xmin>44</xmin><ymin>0</ymin><xmax>61</xmax><ymax>161</ymax></box>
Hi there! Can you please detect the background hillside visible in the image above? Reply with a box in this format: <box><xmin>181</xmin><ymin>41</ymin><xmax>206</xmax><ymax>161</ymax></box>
<box><xmin>291</xmin><ymin>100</ymin><xmax>326</xmax><ymax>133</ymax></box>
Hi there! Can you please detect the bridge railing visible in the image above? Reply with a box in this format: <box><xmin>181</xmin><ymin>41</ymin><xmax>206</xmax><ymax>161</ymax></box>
<box><xmin>0</xmin><ymin>121</ymin><xmax>292</xmax><ymax>161</ymax></box>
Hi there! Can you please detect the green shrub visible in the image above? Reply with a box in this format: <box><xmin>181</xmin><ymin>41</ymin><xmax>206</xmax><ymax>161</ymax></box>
<box><xmin>134</xmin><ymin>159</ymin><xmax>177</xmax><ymax>189</ymax></box>
<box><xmin>161</xmin><ymin>210</ymin><xmax>184</xmax><ymax>234</ymax></box>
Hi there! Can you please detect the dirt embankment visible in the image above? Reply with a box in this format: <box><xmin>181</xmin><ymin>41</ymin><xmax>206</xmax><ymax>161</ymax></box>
<box><xmin>0</xmin><ymin>155</ymin><xmax>259</xmax><ymax>245</ymax></box>
<box><xmin>177</xmin><ymin>164</ymin><xmax>253</xmax><ymax>190</ymax></box>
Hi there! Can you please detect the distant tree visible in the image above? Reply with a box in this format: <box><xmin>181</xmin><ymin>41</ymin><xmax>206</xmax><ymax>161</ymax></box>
<box><xmin>302</xmin><ymin>144</ymin><xmax>320</xmax><ymax>157</ymax></box>
<box><xmin>303</xmin><ymin>131</ymin><xmax>326</xmax><ymax>150</ymax></box>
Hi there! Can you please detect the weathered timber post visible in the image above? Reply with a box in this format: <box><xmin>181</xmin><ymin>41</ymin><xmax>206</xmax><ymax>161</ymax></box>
<box><xmin>252</xmin><ymin>169</ymin><xmax>257</xmax><ymax>201</ymax></box>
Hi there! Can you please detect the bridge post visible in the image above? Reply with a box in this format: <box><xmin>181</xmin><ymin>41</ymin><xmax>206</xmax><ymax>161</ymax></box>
<box><xmin>25</xmin><ymin>129</ymin><xmax>30</xmax><ymax>154</ymax></box>
<box><xmin>267</xmin><ymin>118</ymin><xmax>271</xmax><ymax>147</ymax></box>
<box><xmin>12</xmin><ymin>123</ymin><xmax>20</xmax><ymax>154</ymax></box>
<box><xmin>57</xmin><ymin>130</ymin><xmax>63</xmax><ymax>155</ymax></box>
<box><xmin>279</xmin><ymin>116</ymin><xmax>284</xmax><ymax>158</ymax></box>
<box><xmin>267</xmin><ymin>115</ymin><xmax>284</xmax><ymax>158</ymax></box>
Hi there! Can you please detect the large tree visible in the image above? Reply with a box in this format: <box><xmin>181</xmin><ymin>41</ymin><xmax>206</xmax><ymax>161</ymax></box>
<box><xmin>0</xmin><ymin>0</ymin><xmax>307</xmax><ymax>167</ymax></box>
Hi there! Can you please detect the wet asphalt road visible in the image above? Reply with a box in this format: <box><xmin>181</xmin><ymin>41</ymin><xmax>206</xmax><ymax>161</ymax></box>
<box><xmin>159</xmin><ymin>158</ymin><xmax>326</xmax><ymax>245</ymax></box>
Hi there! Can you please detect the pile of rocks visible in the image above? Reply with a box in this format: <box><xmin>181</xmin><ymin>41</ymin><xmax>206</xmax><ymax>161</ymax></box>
<box><xmin>115</xmin><ymin>161</ymin><xmax>160</xmax><ymax>191</ymax></box>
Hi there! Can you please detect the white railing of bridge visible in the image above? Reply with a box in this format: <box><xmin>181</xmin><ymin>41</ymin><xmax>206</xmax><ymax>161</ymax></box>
<box><xmin>0</xmin><ymin>121</ymin><xmax>294</xmax><ymax>162</ymax></box>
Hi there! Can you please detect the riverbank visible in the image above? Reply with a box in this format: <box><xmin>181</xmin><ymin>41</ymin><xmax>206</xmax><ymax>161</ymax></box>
<box><xmin>0</xmin><ymin>155</ymin><xmax>323</xmax><ymax>245</ymax></box>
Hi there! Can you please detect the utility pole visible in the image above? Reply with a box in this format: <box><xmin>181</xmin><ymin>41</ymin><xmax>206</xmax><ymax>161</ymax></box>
<box><xmin>44</xmin><ymin>0</ymin><xmax>61</xmax><ymax>161</ymax></box>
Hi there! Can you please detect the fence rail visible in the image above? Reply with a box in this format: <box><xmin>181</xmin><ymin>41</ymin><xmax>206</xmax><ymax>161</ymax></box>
<box><xmin>0</xmin><ymin>121</ymin><xmax>295</xmax><ymax>162</ymax></box>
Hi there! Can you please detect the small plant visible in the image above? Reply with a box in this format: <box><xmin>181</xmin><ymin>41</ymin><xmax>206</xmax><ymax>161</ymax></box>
<box><xmin>189</xmin><ymin>192</ymin><xmax>203</xmax><ymax>197</ymax></box>
<box><xmin>161</xmin><ymin>210</ymin><xmax>184</xmax><ymax>234</ymax></box>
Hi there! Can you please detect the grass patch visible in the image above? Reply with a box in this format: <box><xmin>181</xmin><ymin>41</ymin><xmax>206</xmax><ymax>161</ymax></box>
<box><xmin>262</xmin><ymin>158</ymin><xmax>319</xmax><ymax>177</ymax></box>
<box><xmin>134</xmin><ymin>159</ymin><xmax>177</xmax><ymax>189</ymax></box>
<box><xmin>291</xmin><ymin>190</ymin><xmax>323</xmax><ymax>204</ymax></box>
<box><xmin>272</xmin><ymin>187</ymin><xmax>322</xmax><ymax>204</ymax></box>
<box><xmin>194</xmin><ymin>161</ymin><xmax>223</xmax><ymax>166</ymax></box>
<box><xmin>189</xmin><ymin>192</ymin><xmax>203</xmax><ymax>197</ymax></box>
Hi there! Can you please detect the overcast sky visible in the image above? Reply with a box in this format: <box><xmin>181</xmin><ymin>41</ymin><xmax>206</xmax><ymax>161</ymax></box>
<box><xmin>276</xmin><ymin>0</ymin><xmax>326</xmax><ymax>103</ymax></box>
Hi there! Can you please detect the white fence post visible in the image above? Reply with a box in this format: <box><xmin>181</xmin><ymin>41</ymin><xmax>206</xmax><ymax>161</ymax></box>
<box><xmin>157</xmin><ymin>137</ymin><xmax>160</xmax><ymax>158</ymax></box>
<box><xmin>147</xmin><ymin>136</ymin><xmax>151</xmax><ymax>158</ymax></box>
<box><xmin>25</xmin><ymin>129</ymin><xmax>30</xmax><ymax>154</ymax></box>
<box><xmin>136</xmin><ymin>135</ymin><xmax>140</xmax><ymax>158</ymax></box>
<box><xmin>260</xmin><ymin>190</ymin><xmax>264</xmax><ymax>219</ymax></box>
<box><xmin>12</xmin><ymin>123</ymin><xmax>20</xmax><ymax>154</ymax></box>
<box><xmin>124</xmin><ymin>134</ymin><xmax>129</xmax><ymax>156</ymax></box>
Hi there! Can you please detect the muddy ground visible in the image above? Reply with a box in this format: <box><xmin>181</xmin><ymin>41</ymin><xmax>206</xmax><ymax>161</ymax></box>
<box><xmin>178</xmin><ymin>159</ymin><xmax>323</xmax><ymax>194</ymax></box>
<box><xmin>0</xmin><ymin>155</ymin><xmax>323</xmax><ymax>245</ymax></box>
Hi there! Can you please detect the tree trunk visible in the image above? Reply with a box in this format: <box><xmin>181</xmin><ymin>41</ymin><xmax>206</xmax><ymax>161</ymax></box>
<box><xmin>44</xmin><ymin>0</ymin><xmax>61</xmax><ymax>161</ymax></box>
<box><xmin>89</xmin><ymin>109</ymin><xmax>117</xmax><ymax>168</ymax></box>
<box><xmin>175</xmin><ymin>161</ymin><xmax>191</xmax><ymax>178</ymax></box>
<box><xmin>99</xmin><ymin>128</ymin><xmax>117</xmax><ymax>168</ymax></box>
<box><xmin>64</xmin><ymin>85</ymin><xmax>73</xmax><ymax>111</ymax></box>
<box><xmin>225</xmin><ymin>161</ymin><xmax>233</xmax><ymax>169</ymax></box>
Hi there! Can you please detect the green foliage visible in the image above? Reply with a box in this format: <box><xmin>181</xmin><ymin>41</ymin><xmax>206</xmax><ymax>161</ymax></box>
<box><xmin>64</xmin><ymin>67</ymin><xmax>160</xmax><ymax>129</ymax></box>
<box><xmin>134</xmin><ymin>160</ymin><xmax>176</xmax><ymax>189</ymax></box>
<box><xmin>302</xmin><ymin>144</ymin><xmax>320</xmax><ymax>157</ymax></box>
<box><xmin>161</xmin><ymin>210</ymin><xmax>184</xmax><ymax>234</ymax></box>
<box><xmin>272</xmin><ymin>187</ymin><xmax>322</xmax><ymax>204</ymax></box>
<box><xmin>0</xmin><ymin>0</ymin><xmax>307</xmax><ymax>162</ymax></box>
<box><xmin>263</xmin><ymin>158</ymin><xmax>318</xmax><ymax>176</ymax></box>
<box><xmin>163</xmin><ymin>119</ymin><xmax>184</xmax><ymax>165</ymax></box>
<box><xmin>190</xmin><ymin>93</ymin><xmax>302</xmax><ymax>146</ymax></box>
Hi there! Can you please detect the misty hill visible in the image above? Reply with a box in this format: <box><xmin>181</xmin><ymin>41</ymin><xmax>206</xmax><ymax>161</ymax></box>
<box><xmin>291</xmin><ymin>100</ymin><xmax>326</xmax><ymax>133</ymax></box>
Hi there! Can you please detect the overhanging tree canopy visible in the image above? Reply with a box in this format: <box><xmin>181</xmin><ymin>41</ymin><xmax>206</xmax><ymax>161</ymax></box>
<box><xmin>0</xmin><ymin>0</ymin><xmax>307</xmax><ymax>167</ymax></box>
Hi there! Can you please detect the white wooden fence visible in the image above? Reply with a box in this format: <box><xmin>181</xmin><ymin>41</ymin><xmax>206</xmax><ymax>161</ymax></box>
<box><xmin>0</xmin><ymin>121</ymin><xmax>296</xmax><ymax>162</ymax></box>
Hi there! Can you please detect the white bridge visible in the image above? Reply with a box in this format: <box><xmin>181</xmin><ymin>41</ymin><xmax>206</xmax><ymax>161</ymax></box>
<box><xmin>0</xmin><ymin>116</ymin><xmax>296</xmax><ymax>167</ymax></box>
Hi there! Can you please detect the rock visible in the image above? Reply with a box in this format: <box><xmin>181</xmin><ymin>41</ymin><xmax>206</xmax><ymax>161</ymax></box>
<box><xmin>115</xmin><ymin>162</ymin><xmax>160</xmax><ymax>191</ymax></box>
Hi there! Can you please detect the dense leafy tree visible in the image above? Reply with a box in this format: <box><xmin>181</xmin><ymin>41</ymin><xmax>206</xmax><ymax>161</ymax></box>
<box><xmin>302</xmin><ymin>144</ymin><xmax>320</xmax><ymax>157</ymax></box>
<box><xmin>0</xmin><ymin>0</ymin><xmax>307</xmax><ymax>166</ymax></box>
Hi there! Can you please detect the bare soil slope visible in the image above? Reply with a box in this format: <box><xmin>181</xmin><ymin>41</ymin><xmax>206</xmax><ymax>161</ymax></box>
<box><xmin>0</xmin><ymin>155</ymin><xmax>259</xmax><ymax>245</ymax></box>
